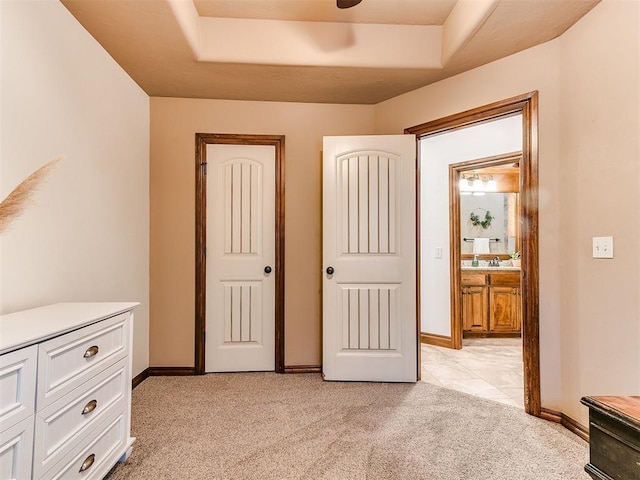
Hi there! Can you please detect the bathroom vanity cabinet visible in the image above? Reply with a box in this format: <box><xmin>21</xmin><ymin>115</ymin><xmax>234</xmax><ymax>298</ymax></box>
<box><xmin>461</xmin><ymin>270</ymin><xmax>521</xmax><ymax>336</ymax></box>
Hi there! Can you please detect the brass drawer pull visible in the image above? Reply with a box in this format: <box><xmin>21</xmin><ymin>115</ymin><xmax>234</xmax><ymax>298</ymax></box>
<box><xmin>79</xmin><ymin>453</ymin><xmax>95</xmax><ymax>472</ymax></box>
<box><xmin>83</xmin><ymin>345</ymin><xmax>99</xmax><ymax>358</ymax></box>
<box><xmin>81</xmin><ymin>399</ymin><xmax>98</xmax><ymax>415</ymax></box>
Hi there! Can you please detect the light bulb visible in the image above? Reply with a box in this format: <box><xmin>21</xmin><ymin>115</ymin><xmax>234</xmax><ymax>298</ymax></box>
<box><xmin>487</xmin><ymin>179</ymin><xmax>497</xmax><ymax>192</ymax></box>
<box><xmin>472</xmin><ymin>179</ymin><xmax>483</xmax><ymax>191</ymax></box>
<box><xmin>459</xmin><ymin>178</ymin><xmax>468</xmax><ymax>191</ymax></box>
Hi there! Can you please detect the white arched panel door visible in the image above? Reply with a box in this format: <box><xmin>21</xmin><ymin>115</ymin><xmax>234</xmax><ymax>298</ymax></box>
<box><xmin>206</xmin><ymin>144</ymin><xmax>275</xmax><ymax>372</ymax></box>
<box><xmin>323</xmin><ymin>135</ymin><xmax>416</xmax><ymax>382</ymax></box>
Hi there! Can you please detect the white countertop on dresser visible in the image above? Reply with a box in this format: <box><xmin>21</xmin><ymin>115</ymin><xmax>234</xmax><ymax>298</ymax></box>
<box><xmin>0</xmin><ymin>302</ymin><xmax>139</xmax><ymax>355</ymax></box>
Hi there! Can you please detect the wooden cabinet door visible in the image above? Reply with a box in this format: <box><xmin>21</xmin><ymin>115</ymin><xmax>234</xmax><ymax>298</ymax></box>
<box><xmin>462</xmin><ymin>286</ymin><xmax>488</xmax><ymax>332</ymax></box>
<box><xmin>489</xmin><ymin>286</ymin><xmax>519</xmax><ymax>332</ymax></box>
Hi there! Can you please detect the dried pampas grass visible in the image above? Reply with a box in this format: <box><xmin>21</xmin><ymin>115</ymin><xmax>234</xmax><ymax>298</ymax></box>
<box><xmin>0</xmin><ymin>157</ymin><xmax>62</xmax><ymax>234</ymax></box>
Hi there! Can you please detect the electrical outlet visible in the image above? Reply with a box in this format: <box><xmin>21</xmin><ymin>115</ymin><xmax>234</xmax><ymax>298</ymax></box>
<box><xmin>592</xmin><ymin>236</ymin><xmax>614</xmax><ymax>259</ymax></box>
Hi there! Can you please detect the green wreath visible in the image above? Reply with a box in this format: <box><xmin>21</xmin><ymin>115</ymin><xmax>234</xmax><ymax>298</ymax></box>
<box><xmin>470</xmin><ymin>210</ymin><xmax>493</xmax><ymax>229</ymax></box>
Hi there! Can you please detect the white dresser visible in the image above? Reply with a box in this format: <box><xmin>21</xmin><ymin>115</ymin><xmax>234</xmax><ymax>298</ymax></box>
<box><xmin>0</xmin><ymin>303</ymin><xmax>138</xmax><ymax>480</ymax></box>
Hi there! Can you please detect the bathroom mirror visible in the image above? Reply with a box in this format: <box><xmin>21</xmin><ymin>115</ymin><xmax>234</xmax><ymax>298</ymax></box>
<box><xmin>456</xmin><ymin>160</ymin><xmax>520</xmax><ymax>258</ymax></box>
<box><xmin>460</xmin><ymin>193</ymin><xmax>519</xmax><ymax>255</ymax></box>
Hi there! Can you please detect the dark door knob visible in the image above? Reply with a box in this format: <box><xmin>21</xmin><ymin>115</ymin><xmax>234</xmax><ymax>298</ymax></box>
<box><xmin>264</xmin><ymin>266</ymin><xmax>272</xmax><ymax>274</ymax></box>
<box><xmin>326</xmin><ymin>266</ymin><xmax>334</xmax><ymax>275</ymax></box>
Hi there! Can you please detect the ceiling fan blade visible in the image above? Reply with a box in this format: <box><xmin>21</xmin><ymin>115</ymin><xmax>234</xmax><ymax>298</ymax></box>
<box><xmin>337</xmin><ymin>0</ymin><xmax>363</xmax><ymax>8</ymax></box>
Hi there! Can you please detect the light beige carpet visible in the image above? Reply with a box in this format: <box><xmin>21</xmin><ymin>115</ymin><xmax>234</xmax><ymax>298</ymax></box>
<box><xmin>106</xmin><ymin>373</ymin><xmax>589</xmax><ymax>480</ymax></box>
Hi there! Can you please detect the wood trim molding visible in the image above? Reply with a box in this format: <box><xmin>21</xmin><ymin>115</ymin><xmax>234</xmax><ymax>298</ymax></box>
<box><xmin>406</xmin><ymin>91</ymin><xmax>541</xmax><ymax>417</ymax></box>
<box><xmin>449</xmin><ymin>164</ymin><xmax>462</xmax><ymax>350</ymax></box>
<box><xmin>195</xmin><ymin>133</ymin><xmax>286</xmax><ymax>375</ymax></box>
<box><xmin>520</xmin><ymin>94</ymin><xmax>541</xmax><ymax>416</ymax></box>
<box><xmin>133</xmin><ymin>367</ymin><xmax>199</xmax><ymax>389</ymax></box>
<box><xmin>420</xmin><ymin>332</ymin><xmax>455</xmax><ymax>348</ymax></box>
<box><xmin>132</xmin><ymin>368</ymin><xmax>149</xmax><ymax>389</ymax></box>
<box><xmin>405</xmin><ymin>92</ymin><xmax>537</xmax><ymax>138</ymax></box>
<box><xmin>284</xmin><ymin>365</ymin><xmax>322</xmax><ymax>374</ymax></box>
<box><xmin>541</xmin><ymin>407</ymin><xmax>589</xmax><ymax>442</ymax></box>
<box><xmin>561</xmin><ymin>413</ymin><xmax>589</xmax><ymax>442</ymax></box>
<box><xmin>540</xmin><ymin>407</ymin><xmax>561</xmax><ymax>423</ymax></box>
<box><xmin>148</xmin><ymin>367</ymin><xmax>197</xmax><ymax>376</ymax></box>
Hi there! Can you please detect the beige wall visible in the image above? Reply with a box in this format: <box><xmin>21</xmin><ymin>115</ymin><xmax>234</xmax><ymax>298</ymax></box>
<box><xmin>557</xmin><ymin>0</ymin><xmax>640</xmax><ymax>425</ymax></box>
<box><xmin>1</xmin><ymin>0</ymin><xmax>150</xmax><ymax>377</ymax></box>
<box><xmin>149</xmin><ymin>98</ymin><xmax>374</xmax><ymax>367</ymax></box>
<box><xmin>374</xmin><ymin>0</ymin><xmax>640</xmax><ymax>423</ymax></box>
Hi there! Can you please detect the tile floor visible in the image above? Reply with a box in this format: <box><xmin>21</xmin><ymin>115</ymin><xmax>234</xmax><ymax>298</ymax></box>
<box><xmin>420</xmin><ymin>338</ymin><xmax>524</xmax><ymax>409</ymax></box>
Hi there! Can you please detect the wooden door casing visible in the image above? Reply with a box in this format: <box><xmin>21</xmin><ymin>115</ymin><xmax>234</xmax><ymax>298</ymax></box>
<box><xmin>407</xmin><ymin>91</ymin><xmax>540</xmax><ymax>416</ymax></box>
<box><xmin>195</xmin><ymin>133</ymin><xmax>285</xmax><ymax>375</ymax></box>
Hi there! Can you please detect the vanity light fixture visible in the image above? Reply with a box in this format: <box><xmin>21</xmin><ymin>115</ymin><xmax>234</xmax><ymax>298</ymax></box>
<box><xmin>459</xmin><ymin>177</ymin><xmax>472</xmax><ymax>195</ymax></box>
<box><xmin>459</xmin><ymin>173</ymin><xmax>496</xmax><ymax>195</ymax></box>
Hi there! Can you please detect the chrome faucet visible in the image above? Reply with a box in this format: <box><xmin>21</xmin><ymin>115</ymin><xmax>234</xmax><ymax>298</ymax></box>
<box><xmin>489</xmin><ymin>256</ymin><xmax>500</xmax><ymax>267</ymax></box>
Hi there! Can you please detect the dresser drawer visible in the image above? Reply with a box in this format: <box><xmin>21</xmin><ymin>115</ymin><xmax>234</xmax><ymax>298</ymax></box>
<box><xmin>40</xmin><ymin>410</ymin><xmax>128</xmax><ymax>480</ymax></box>
<box><xmin>0</xmin><ymin>345</ymin><xmax>37</xmax><ymax>431</ymax></box>
<box><xmin>37</xmin><ymin>312</ymin><xmax>130</xmax><ymax>409</ymax></box>
<box><xmin>33</xmin><ymin>359</ymin><xmax>128</xmax><ymax>478</ymax></box>
<box><xmin>0</xmin><ymin>415</ymin><xmax>34</xmax><ymax>480</ymax></box>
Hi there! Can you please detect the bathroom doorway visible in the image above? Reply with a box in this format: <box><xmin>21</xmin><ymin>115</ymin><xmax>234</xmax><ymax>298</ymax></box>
<box><xmin>421</xmin><ymin>155</ymin><xmax>524</xmax><ymax>409</ymax></box>
<box><xmin>406</xmin><ymin>92</ymin><xmax>540</xmax><ymax>416</ymax></box>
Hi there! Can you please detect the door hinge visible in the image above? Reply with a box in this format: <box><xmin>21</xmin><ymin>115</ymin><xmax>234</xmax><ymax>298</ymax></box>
<box><xmin>203</xmin><ymin>331</ymin><xmax>206</xmax><ymax>343</ymax></box>
<box><xmin>204</xmin><ymin>247</ymin><xmax>207</xmax><ymax>258</ymax></box>
<box><xmin>200</xmin><ymin>162</ymin><xmax>207</xmax><ymax>174</ymax></box>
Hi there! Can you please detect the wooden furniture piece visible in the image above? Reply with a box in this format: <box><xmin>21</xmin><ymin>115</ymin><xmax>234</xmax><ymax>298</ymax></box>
<box><xmin>461</xmin><ymin>270</ymin><xmax>521</xmax><ymax>336</ymax></box>
<box><xmin>0</xmin><ymin>302</ymin><xmax>137</xmax><ymax>480</ymax></box>
<box><xmin>581</xmin><ymin>396</ymin><xmax>640</xmax><ymax>480</ymax></box>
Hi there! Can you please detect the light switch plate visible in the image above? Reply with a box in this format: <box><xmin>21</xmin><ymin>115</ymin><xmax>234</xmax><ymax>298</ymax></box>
<box><xmin>435</xmin><ymin>247</ymin><xmax>443</xmax><ymax>259</ymax></box>
<box><xmin>592</xmin><ymin>236</ymin><xmax>614</xmax><ymax>258</ymax></box>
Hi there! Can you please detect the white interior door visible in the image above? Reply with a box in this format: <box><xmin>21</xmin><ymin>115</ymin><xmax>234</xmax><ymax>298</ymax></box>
<box><xmin>322</xmin><ymin>135</ymin><xmax>417</xmax><ymax>382</ymax></box>
<box><xmin>206</xmin><ymin>144</ymin><xmax>275</xmax><ymax>372</ymax></box>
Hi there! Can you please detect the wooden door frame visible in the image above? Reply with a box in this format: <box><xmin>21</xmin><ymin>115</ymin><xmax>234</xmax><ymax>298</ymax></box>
<box><xmin>406</xmin><ymin>91</ymin><xmax>540</xmax><ymax>416</ymax></box>
<box><xmin>195</xmin><ymin>133</ymin><xmax>286</xmax><ymax>375</ymax></box>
